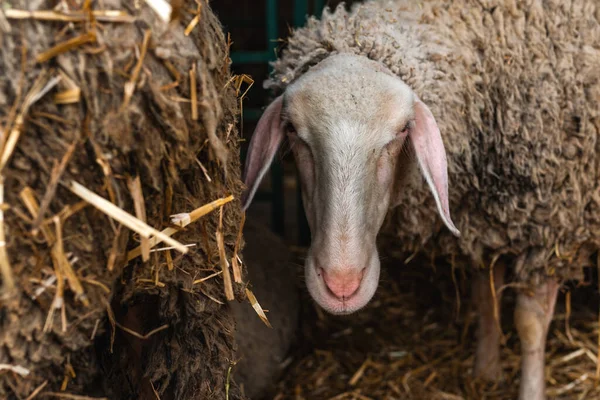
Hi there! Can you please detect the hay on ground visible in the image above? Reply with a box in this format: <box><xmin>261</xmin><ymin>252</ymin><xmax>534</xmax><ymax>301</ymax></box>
<box><xmin>275</xmin><ymin>253</ymin><xmax>600</xmax><ymax>400</ymax></box>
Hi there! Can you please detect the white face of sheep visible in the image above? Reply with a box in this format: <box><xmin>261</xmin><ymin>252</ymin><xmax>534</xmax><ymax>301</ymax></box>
<box><xmin>242</xmin><ymin>54</ymin><xmax>459</xmax><ymax>315</ymax></box>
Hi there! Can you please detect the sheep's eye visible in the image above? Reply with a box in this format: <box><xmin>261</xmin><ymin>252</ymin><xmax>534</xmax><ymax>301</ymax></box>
<box><xmin>401</xmin><ymin>122</ymin><xmax>411</xmax><ymax>133</ymax></box>
<box><xmin>398</xmin><ymin>121</ymin><xmax>411</xmax><ymax>138</ymax></box>
<box><xmin>285</xmin><ymin>122</ymin><xmax>297</xmax><ymax>136</ymax></box>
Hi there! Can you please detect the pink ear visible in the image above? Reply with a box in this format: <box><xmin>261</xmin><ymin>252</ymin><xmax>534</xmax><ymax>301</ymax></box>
<box><xmin>242</xmin><ymin>96</ymin><xmax>285</xmax><ymax>210</ymax></box>
<box><xmin>411</xmin><ymin>98</ymin><xmax>460</xmax><ymax>236</ymax></box>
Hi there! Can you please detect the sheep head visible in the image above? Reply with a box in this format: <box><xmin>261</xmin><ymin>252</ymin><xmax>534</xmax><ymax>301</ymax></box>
<box><xmin>242</xmin><ymin>53</ymin><xmax>458</xmax><ymax>314</ymax></box>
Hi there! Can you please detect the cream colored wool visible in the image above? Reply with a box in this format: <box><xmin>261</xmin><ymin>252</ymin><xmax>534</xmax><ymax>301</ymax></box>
<box><xmin>267</xmin><ymin>0</ymin><xmax>600</xmax><ymax>283</ymax></box>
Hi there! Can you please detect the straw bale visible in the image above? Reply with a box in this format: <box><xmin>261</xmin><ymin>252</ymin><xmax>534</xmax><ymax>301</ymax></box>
<box><xmin>0</xmin><ymin>0</ymin><xmax>245</xmax><ymax>398</ymax></box>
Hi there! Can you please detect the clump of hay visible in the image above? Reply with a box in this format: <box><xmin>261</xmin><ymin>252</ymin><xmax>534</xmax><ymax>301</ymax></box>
<box><xmin>0</xmin><ymin>0</ymin><xmax>248</xmax><ymax>398</ymax></box>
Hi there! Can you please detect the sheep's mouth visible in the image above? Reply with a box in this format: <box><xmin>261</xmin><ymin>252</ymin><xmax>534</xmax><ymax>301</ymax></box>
<box><xmin>306</xmin><ymin>262</ymin><xmax>379</xmax><ymax>316</ymax></box>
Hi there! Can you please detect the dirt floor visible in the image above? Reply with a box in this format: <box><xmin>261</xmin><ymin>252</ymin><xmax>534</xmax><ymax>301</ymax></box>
<box><xmin>269</xmin><ymin>252</ymin><xmax>600</xmax><ymax>400</ymax></box>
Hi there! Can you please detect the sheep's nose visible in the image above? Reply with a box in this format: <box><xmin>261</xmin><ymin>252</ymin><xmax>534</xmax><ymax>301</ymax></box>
<box><xmin>320</xmin><ymin>268</ymin><xmax>364</xmax><ymax>300</ymax></box>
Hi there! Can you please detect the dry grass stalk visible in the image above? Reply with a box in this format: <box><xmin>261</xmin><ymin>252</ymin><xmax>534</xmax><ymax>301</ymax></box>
<box><xmin>127</xmin><ymin>176</ymin><xmax>150</xmax><ymax>262</ymax></box>
<box><xmin>137</xmin><ymin>278</ymin><xmax>166</xmax><ymax>288</ymax></box>
<box><xmin>144</xmin><ymin>0</ymin><xmax>172</xmax><ymax>22</ymax></box>
<box><xmin>19</xmin><ymin>187</ymin><xmax>55</xmax><ymax>243</ymax></box>
<box><xmin>31</xmin><ymin>111</ymin><xmax>74</xmax><ymax>126</ymax></box>
<box><xmin>127</xmin><ymin>195</ymin><xmax>234</xmax><ymax>261</ymax></box>
<box><xmin>115</xmin><ymin>321</ymin><xmax>169</xmax><ymax>340</ymax></box>
<box><xmin>53</xmin><ymin>88</ymin><xmax>81</xmax><ymax>105</ymax></box>
<box><xmin>225</xmin><ymin>123</ymin><xmax>235</xmax><ymax>142</ymax></box>
<box><xmin>37</xmin><ymin>393</ymin><xmax>108</xmax><ymax>399</ymax></box>
<box><xmin>349</xmin><ymin>358</ymin><xmax>370</xmax><ymax>386</ymax></box>
<box><xmin>106</xmin><ymin>224</ymin><xmax>123</xmax><ymax>272</ymax></box>
<box><xmin>161</xmin><ymin>59</ymin><xmax>181</xmax><ymax>82</ymax></box>
<box><xmin>194</xmin><ymin>285</ymin><xmax>223</xmax><ymax>304</ymax></box>
<box><xmin>566</xmin><ymin>290</ymin><xmax>574</xmax><ymax>343</ymax></box>
<box><xmin>165</xmin><ymin>248</ymin><xmax>174</xmax><ymax>271</ymax></box>
<box><xmin>53</xmin><ymin>68</ymin><xmax>82</xmax><ymax>104</ymax></box>
<box><xmin>192</xmin><ymin>270</ymin><xmax>222</xmax><ymax>285</ymax></box>
<box><xmin>217</xmin><ymin>206</ymin><xmax>234</xmax><ymax>301</ymax></box>
<box><xmin>90</xmin><ymin>319</ymin><xmax>101</xmax><ymax>341</ymax></box>
<box><xmin>18</xmin><ymin>188</ymin><xmax>81</xmax><ymax>332</ymax></box>
<box><xmin>195</xmin><ymin>158</ymin><xmax>211</xmax><ymax>182</ymax></box>
<box><xmin>68</xmin><ymin>180</ymin><xmax>189</xmax><ymax>254</ymax></box>
<box><xmin>154</xmin><ymin>252</ymin><xmax>162</xmax><ymax>286</ymax></box>
<box><xmin>81</xmin><ymin>277</ymin><xmax>110</xmax><ymax>294</ymax></box>
<box><xmin>159</xmin><ymin>81</ymin><xmax>179</xmax><ymax>91</ymax></box>
<box><xmin>0</xmin><ymin>177</ymin><xmax>14</xmax><ymax>293</ymax></box>
<box><xmin>121</xmin><ymin>29</ymin><xmax>151</xmax><ymax>110</ymax></box>
<box><xmin>551</xmin><ymin>348</ymin><xmax>586</xmax><ymax>367</ymax></box>
<box><xmin>104</xmin><ymin>300</ymin><xmax>116</xmax><ymax>353</ymax></box>
<box><xmin>225</xmin><ymin>74</ymin><xmax>254</xmax><ymax>130</ymax></box>
<box><xmin>25</xmin><ymin>380</ymin><xmax>48</xmax><ymax>400</ymax></box>
<box><xmin>172</xmin><ymin>195</ymin><xmax>235</xmax><ymax>227</ymax></box>
<box><xmin>190</xmin><ymin>63</ymin><xmax>198</xmax><ymax>120</ymax></box>
<box><xmin>245</xmin><ymin>288</ymin><xmax>272</xmax><ymax>328</ymax></box>
<box><xmin>36</xmin><ymin>32</ymin><xmax>96</xmax><ymax>63</ymax></box>
<box><xmin>31</xmin><ymin>275</ymin><xmax>57</xmax><ymax>301</ymax></box>
<box><xmin>231</xmin><ymin>212</ymin><xmax>245</xmax><ymax>283</ymax></box>
<box><xmin>31</xmin><ymin>142</ymin><xmax>77</xmax><ymax>233</ymax></box>
<box><xmin>4</xmin><ymin>9</ymin><xmax>135</xmax><ymax>23</ymax></box>
<box><xmin>423</xmin><ymin>371</ymin><xmax>438</xmax><ymax>387</ymax></box>
<box><xmin>87</xmin><ymin>138</ymin><xmax>117</xmax><ymax>205</ymax></box>
<box><xmin>167</xmin><ymin>95</ymin><xmax>190</xmax><ymax>103</ymax></box>
<box><xmin>184</xmin><ymin>2</ymin><xmax>202</xmax><ymax>36</ymax></box>
<box><xmin>548</xmin><ymin>373</ymin><xmax>589</xmax><ymax>396</ymax></box>
<box><xmin>225</xmin><ymin>364</ymin><xmax>233</xmax><ymax>400</ymax></box>
<box><xmin>42</xmin><ymin>201</ymin><xmax>88</xmax><ymax>225</ymax></box>
<box><xmin>51</xmin><ymin>216</ymin><xmax>89</xmax><ymax>308</ymax></box>
<box><xmin>0</xmin><ymin>364</ymin><xmax>30</xmax><ymax>376</ymax></box>
<box><xmin>60</xmin><ymin>359</ymin><xmax>76</xmax><ymax>391</ymax></box>
<box><xmin>150</xmin><ymin>382</ymin><xmax>161</xmax><ymax>400</ymax></box>
<box><xmin>436</xmin><ymin>392</ymin><xmax>464</xmax><ymax>400</ymax></box>
<box><xmin>0</xmin><ymin>70</ymin><xmax>61</xmax><ymax>173</ymax></box>
<box><xmin>43</xmin><ymin>251</ymin><xmax>64</xmax><ymax>333</ymax></box>
<box><xmin>150</xmin><ymin>244</ymin><xmax>196</xmax><ymax>253</ymax></box>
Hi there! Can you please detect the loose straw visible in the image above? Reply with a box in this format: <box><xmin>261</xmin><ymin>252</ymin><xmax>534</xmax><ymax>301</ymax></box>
<box><xmin>127</xmin><ymin>195</ymin><xmax>234</xmax><ymax>261</ymax></box>
<box><xmin>68</xmin><ymin>180</ymin><xmax>189</xmax><ymax>254</ymax></box>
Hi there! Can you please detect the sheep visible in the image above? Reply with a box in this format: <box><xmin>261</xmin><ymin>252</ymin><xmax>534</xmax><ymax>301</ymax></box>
<box><xmin>241</xmin><ymin>1</ymin><xmax>600</xmax><ymax>399</ymax></box>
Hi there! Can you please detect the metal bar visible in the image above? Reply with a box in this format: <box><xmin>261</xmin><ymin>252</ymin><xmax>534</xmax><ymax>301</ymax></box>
<box><xmin>241</xmin><ymin>108</ymin><xmax>264</xmax><ymax>121</ymax></box>
<box><xmin>294</xmin><ymin>0</ymin><xmax>308</xmax><ymax>27</ymax></box>
<box><xmin>230</xmin><ymin>51</ymin><xmax>271</xmax><ymax>64</ymax></box>
<box><xmin>314</xmin><ymin>0</ymin><xmax>325</xmax><ymax>15</ymax></box>
<box><xmin>266</xmin><ymin>0</ymin><xmax>278</xmax><ymax>56</ymax></box>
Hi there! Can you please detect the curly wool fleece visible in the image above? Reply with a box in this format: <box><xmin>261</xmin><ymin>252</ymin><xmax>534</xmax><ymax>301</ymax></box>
<box><xmin>266</xmin><ymin>0</ymin><xmax>600</xmax><ymax>283</ymax></box>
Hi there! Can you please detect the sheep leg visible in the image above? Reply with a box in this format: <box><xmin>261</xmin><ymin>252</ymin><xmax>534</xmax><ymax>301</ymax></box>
<box><xmin>514</xmin><ymin>279</ymin><xmax>559</xmax><ymax>400</ymax></box>
<box><xmin>473</xmin><ymin>264</ymin><xmax>505</xmax><ymax>381</ymax></box>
